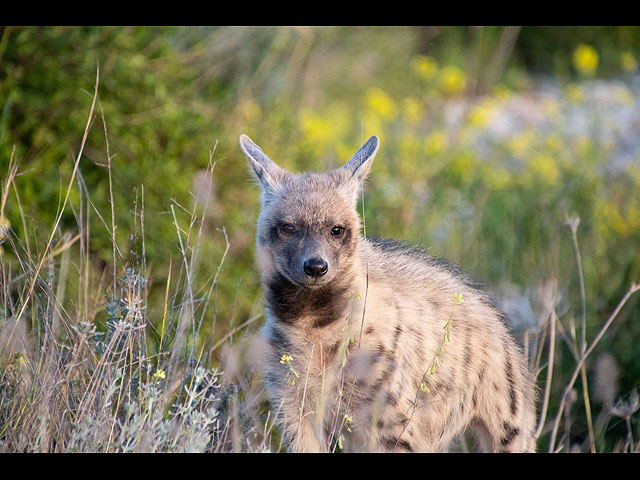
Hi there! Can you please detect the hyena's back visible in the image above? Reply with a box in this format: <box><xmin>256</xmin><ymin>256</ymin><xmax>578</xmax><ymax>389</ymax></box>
<box><xmin>343</xmin><ymin>238</ymin><xmax>537</xmax><ymax>452</ymax></box>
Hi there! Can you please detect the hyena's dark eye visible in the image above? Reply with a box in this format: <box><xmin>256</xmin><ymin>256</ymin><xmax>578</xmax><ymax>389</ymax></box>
<box><xmin>331</xmin><ymin>225</ymin><xmax>345</xmax><ymax>237</ymax></box>
<box><xmin>280</xmin><ymin>223</ymin><xmax>296</xmax><ymax>235</ymax></box>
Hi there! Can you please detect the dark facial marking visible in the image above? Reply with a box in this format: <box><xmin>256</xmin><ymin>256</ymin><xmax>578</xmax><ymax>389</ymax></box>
<box><xmin>268</xmin><ymin>225</ymin><xmax>280</xmax><ymax>243</ymax></box>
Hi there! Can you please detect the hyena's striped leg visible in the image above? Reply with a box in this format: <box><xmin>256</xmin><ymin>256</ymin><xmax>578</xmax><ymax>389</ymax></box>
<box><xmin>471</xmin><ymin>416</ymin><xmax>535</xmax><ymax>453</ymax></box>
<box><xmin>473</xmin><ymin>336</ymin><xmax>537</xmax><ymax>453</ymax></box>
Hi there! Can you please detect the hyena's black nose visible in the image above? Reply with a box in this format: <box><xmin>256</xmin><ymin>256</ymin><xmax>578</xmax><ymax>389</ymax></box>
<box><xmin>303</xmin><ymin>258</ymin><xmax>328</xmax><ymax>277</ymax></box>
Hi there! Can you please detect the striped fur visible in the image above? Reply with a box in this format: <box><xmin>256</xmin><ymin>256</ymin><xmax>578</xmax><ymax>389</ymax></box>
<box><xmin>240</xmin><ymin>134</ymin><xmax>537</xmax><ymax>453</ymax></box>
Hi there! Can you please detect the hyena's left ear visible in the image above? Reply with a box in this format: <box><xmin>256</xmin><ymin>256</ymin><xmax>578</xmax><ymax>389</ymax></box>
<box><xmin>341</xmin><ymin>135</ymin><xmax>379</xmax><ymax>183</ymax></box>
<box><xmin>239</xmin><ymin>134</ymin><xmax>290</xmax><ymax>200</ymax></box>
<box><xmin>339</xmin><ymin>135</ymin><xmax>380</xmax><ymax>202</ymax></box>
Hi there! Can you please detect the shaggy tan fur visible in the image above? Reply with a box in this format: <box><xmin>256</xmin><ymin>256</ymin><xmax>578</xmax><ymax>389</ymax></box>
<box><xmin>240</xmin><ymin>134</ymin><xmax>537</xmax><ymax>453</ymax></box>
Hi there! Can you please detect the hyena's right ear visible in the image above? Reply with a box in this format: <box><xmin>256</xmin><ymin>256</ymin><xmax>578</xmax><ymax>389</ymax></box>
<box><xmin>239</xmin><ymin>134</ymin><xmax>289</xmax><ymax>200</ymax></box>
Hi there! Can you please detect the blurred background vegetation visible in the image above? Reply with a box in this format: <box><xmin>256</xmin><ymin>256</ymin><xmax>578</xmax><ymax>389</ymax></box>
<box><xmin>1</xmin><ymin>26</ymin><xmax>639</xmax><ymax>452</ymax></box>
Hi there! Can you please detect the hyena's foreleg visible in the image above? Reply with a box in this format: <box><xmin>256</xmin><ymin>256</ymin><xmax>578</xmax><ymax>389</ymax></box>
<box><xmin>472</xmin><ymin>337</ymin><xmax>537</xmax><ymax>453</ymax></box>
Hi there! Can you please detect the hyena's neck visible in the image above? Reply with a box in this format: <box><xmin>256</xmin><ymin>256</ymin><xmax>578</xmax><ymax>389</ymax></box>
<box><xmin>264</xmin><ymin>249</ymin><xmax>367</xmax><ymax>333</ymax></box>
<box><xmin>264</xmin><ymin>272</ymin><xmax>356</xmax><ymax>330</ymax></box>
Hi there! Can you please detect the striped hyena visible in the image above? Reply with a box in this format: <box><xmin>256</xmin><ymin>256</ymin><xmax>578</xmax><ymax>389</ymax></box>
<box><xmin>239</xmin><ymin>133</ymin><xmax>537</xmax><ymax>453</ymax></box>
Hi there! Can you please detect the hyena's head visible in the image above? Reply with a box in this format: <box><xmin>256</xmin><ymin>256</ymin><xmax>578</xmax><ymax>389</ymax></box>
<box><xmin>239</xmin><ymin>134</ymin><xmax>379</xmax><ymax>288</ymax></box>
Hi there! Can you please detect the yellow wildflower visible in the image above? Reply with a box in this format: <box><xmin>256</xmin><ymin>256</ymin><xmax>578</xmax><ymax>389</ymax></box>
<box><xmin>424</xmin><ymin>129</ymin><xmax>447</xmax><ymax>156</ymax></box>
<box><xmin>491</xmin><ymin>84</ymin><xmax>512</xmax><ymax>101</ymax></box>
<box><xmin>620</xmin><ymin>52</ymin><xmax>638</xmax><ymax>72</ymax></box>
<box><xmin>599</xmin><ymin>201</ymin><xmax>629</xmax><ymax>236</ymax></box>
<box><xmin>280</xmin><ymin>354</ymin><xmax>293</xmax><ymax>364</ymax></box>
<box><xmin>468</xmin><ymin>98</ymin><xmax>497</xmax><ymax>127</ymax></box>
<box><xmin>411</xmin><ymin>55</ymin><xmax>439</xmax><ymax>80</ymax></box>
<box><xmin>365</xmin><ymin>87</ymin><xmax>398</xmax><ymax>121</ymax></box>
<box><xmin>362</xmin><ymin>111</ymin><xmax>384</xmax><ymax>140</ymax></box>
<box><xmin>401</xmin><ymin>97</ymin><xmax>424</xmax><ymax>125</ymax></box>
<box><xmin>572</xmin><ymin>44</ymin><xmax>598</xmax><ymax>77</ymax></box>
<box><xmin>566</xmin><ymin>83</ymin><xmax>584</xmax><ymax>103</ymax></box>
<box><xmin>545</xmin><ymin>133</ymin><xmax>564</xmax><ymax>152</ymax></box>
<box><xmin>508</xmin><ymin>130</ymin><xmax>535</xmax><ymax>157</ymax></box>
<box><xmin>530</xmin><ymin>153</ymin><xmax>560</xmax><ymax>185</ymax></box>
<box><xmin>453</xmin><ymin>292</ymin><xmax>464</xmax><ymax>304</ymax></box>
<box><xmin>300</xmin><ymin>110</ymin><xmax>334</xmax><ymax>145</ymax></box>
<box><xmin>280</xmin><ymin>353</ymin><xmax>299</xmax><ymax>386</ymax></box>
<box><xmin>576</xmin><ymin>136</ymin><xmax>594</xmax><ymax>157</ymax></box>
<box><xmin>627</xmin><ymin>203</ymin><xmax>640</xmax><ymax>230</ymax></box>
<box><xmin>484</xmin><ymin>165</ymin><xmax>511</xmax><ymax>190</ymax></box>
<box><xmin>153</xmin><ymin>368</ymin><xmax>166</xmax><ymax>380</ymax></box>
<box><xmin>344</xmin><ymin>413</ymin><xmax>353</xmax><ymax>432</ymax></box>
<box><xmin>399</xmin><ymin>133</ymin><xmax>421</xmax><ymax>158</ymax></box>
<box><xmin>450</xmin><ymin>152</ymin><xmax>475</xmax><ymax>184</ymax></box>
<box><xmin>438</xmin><ymin>66</ymin><xmax>467</xmax><ymax>95</ymax></box>
<box><xmin>629</xmin><ymin>164</ymin><xmax>640</xmax><ymax>187</ymax></box>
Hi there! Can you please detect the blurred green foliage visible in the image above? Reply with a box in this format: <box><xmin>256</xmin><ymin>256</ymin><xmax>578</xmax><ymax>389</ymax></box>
<box><xmin>1</xmin><ymin>25</ymin><xmax>640</xmax><ymax>451</ymax></box>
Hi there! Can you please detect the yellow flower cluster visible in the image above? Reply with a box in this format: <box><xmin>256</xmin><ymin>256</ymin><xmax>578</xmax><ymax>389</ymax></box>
<box><xmin>401</xmin><ymin>97</ymin><xmax>424</xmax><ymax>125</ymax></box>
<box><xmin>411</xmin><ymin>55</ymin><xmax>439</xmax><ymax>80</ymax></box>
<box><xmin>572</xmin><ymin>44</ymin><xmax>599</xmax><ymax>77</ymax></box>
<box><xmin>365</xmin><ymin>87</ymin><xmax>398</xmax><ymax>121</ymax></box>
<box><xmin>424</xmin><ymin>130</ymin><xmax>447</xmax><ymax>156</ymax></box>
<box><xmin>438</xmin><ymin>65</ymin><xmax>467</xmax><ymax>95</ymax></box>
<box><xmin>620</xmin><ymin>52</ymin><xmax>638</xmax><ymax>72</ymax></box>
<box><xmin>299</xmin><ymin>102</ymin><xmax>350</xmax><ymax>150</ymax></box>
<box><xmin>529</xmin><ymin>153</ymin><xmax>560</xmax><ymax>185</ymax></box>
<box><xmin>280</xmin><ymin>353</ymin><xmax>299</xmax><ymax>386</ymax></box>
<box><xmin>596</xmin><ymin>199</ymin><xmax>640</xmax><ymax>237</ymax></box>
<box><xmin>468</xmin><ymin>98</ymin><xmax>499</xmax><ymax>127</ymax></box>
<box><xmin>566</xmin><ymin>83</ymin><xmax>585</xmax><ymax>103</ymax></box>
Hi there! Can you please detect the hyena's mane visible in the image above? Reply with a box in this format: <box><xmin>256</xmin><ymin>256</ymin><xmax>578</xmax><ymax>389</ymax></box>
<box><xmin>365</xmin><ymin>236</ymin><xmax>507</xmax><ymax>323</ymax></box>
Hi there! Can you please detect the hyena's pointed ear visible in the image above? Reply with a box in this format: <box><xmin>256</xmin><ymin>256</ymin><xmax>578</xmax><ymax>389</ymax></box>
<box><xmin>239</xmin><ymin>134</ymin><xmax>289</xmax><ymax>199</ymax></box>
<box><xmin>341</xmin><ymin>135</ymin><xmax>380</xmax><ymax>184</ymax></box>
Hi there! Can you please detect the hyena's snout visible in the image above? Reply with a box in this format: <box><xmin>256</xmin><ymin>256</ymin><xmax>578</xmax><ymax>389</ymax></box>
<box><xmin>303</xmin><ymin>257</ymin><xmax>328</xmax><ymax>278</ymax></box>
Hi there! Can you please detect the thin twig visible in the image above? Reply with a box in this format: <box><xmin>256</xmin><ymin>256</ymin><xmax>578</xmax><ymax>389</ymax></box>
<box><xmin>567</xmin><ymin>215</ymin><xmax>596</xmax><ymax>452</ymax></box>
<box><xmin>548</xmin><ymin>282</ymin><xmax>640</xmax><ymax>452</ymax></box>
<box><xmin>5</xmin><ymin>64</ymin><xmax>100</xmax><ymax>348</ymax></box>
<box><xmin>535</xmin><ymin>309</ymin><xmax>557</xmax><ymax>438</ymax></box>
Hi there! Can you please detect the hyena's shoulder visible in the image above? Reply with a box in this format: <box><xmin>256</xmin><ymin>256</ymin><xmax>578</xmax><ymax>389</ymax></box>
<box><xmin>364</xmin><ymin>237</ymin><xmax>495</xmax><ymax>302</ymax></box>
<box><xmin>362</xmin><ymin>236</ymin><xmax>510</xmax><ymax>339</ymax></box>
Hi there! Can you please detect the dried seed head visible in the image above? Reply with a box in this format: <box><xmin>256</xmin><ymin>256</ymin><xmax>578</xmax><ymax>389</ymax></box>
<box><xmin>610</xmin><ymin>390</ymin><xmax>639</xmax><ymax>420</ymax></box>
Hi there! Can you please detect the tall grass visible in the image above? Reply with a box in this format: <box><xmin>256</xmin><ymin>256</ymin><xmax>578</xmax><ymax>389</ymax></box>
<box><xmin>0</xmin><ymin>71</ymin><xmax>272</xmax><ymax>452</ymax></box>
<box><xmin>1</xmin><ymin>69</ymin><xmax>639</xmax><ymax>453</ymax></box>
